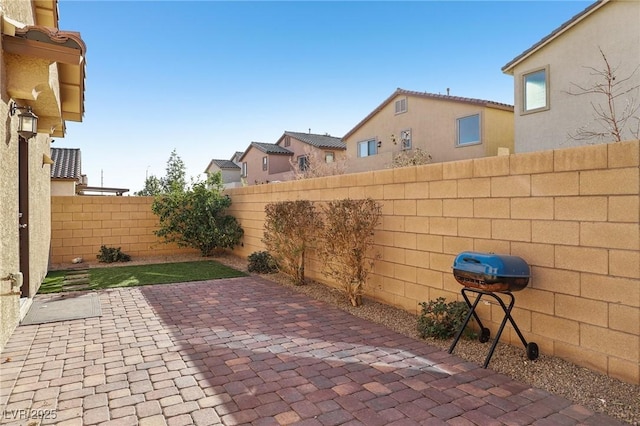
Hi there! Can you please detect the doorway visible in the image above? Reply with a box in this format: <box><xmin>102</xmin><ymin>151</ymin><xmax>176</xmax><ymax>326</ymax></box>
<box><xmin>18</xmin><ymin>136</ymin><xmax>29</xmax><ymax>297</ymax></box>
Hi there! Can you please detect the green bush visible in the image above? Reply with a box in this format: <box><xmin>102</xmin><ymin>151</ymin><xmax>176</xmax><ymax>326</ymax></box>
<box><xmin>247</xmin><ymin>251</ymin><xmax>277</xmax><ymax>274</ymax></box>
<box><xmin>152</xmin><ymin>173</ymin><xmax>244</xmax><ymax>256</ymax></box>
<box><xmin>417</xmin><ymin>297</ymin><xmax>469</xmax><ymax>339</ymax></box>
<box><xmin>97</xmin><ymin>245</ymin><xmax>131</xmax><ymax>263</ymax></box>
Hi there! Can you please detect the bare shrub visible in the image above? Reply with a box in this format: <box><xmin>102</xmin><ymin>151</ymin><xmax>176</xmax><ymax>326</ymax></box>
<box><xmin>568</xmin><ymin>47</ymin><xmax>640</xmax><ymax>142</ymax></box>
<box><xmin>289</xmin><ymin>147</ymin><xmax>347</xmax><ymax>179</ymax></box>
<box><xmin>263</xmin><ymin>200</ymin><xmax>320</xmax><ymax>285</ymax></box>
<box><xmin>391</xmin><ymin>148</ymin><xmax>432</xmax><ymax>168</ymax></box>
<box><xmin>317</xmin><ymin>198</ymin><xmax>382</xmax><ymax>307</ymax></box>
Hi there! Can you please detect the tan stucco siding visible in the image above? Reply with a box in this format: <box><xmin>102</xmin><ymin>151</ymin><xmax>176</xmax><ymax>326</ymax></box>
<box><xmin>28</xmin><ymin>136</ymin><xmax>52</xmax><ymax>297</ymax></box>
<box><xmin>344</xmin><ymin>94</ymin><xmax>514</xmax><ymax>173</ymax></box>
<box><xmin>511</xmin><ymin>0</ymin><xmax>640</xmax><ymax>152</ymax></box>
<box><xmin>51</xmin><ymin>179</ymin><xmax>76</xmax><ymax>196</ymax></box>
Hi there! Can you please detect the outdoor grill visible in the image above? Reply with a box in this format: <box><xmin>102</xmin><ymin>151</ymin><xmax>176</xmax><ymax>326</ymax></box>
<box><xmin>448</xmin><ymin>251</ymin><xmax>538</xmax><ymax>368</ymax></box>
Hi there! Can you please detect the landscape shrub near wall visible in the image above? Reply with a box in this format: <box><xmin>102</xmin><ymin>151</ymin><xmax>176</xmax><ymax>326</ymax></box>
<box><xmin>224</xmin><ymin>141</ymin><xmax>640</xmax><ymax>386</ymax></box>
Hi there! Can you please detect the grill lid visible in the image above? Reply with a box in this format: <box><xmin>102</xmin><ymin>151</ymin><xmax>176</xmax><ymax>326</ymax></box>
<box><xmin>452</xmin><ymin>252</ymin><xmax>530</xmax><ymax>278</ymax></box>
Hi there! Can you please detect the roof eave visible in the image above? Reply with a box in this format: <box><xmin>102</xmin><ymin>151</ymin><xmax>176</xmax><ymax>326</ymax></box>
<box><xmin>502</xmin><ymin>0</ymin><xmax>609</xmax><ymax>74</ymax></box>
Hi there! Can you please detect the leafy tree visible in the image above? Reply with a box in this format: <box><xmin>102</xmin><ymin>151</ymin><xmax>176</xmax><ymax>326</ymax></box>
<box><xmin>135</xmin><ymin>175</ymin><xmax>162</xmax><ymax>196</ymax></box>
<box><xmin>135</xmin><ymin>149</ymin><xmax>187</xmax><ymax>196</ymax></box>
<box><xmin>151</xmin><ymin>173</ymin><xmax>244</xmax><ymax>256</ymax></box>
<box><xmin>162</xmin><ymin>149</ymin><xmax>187</xmax><ymax>193</ymax></box>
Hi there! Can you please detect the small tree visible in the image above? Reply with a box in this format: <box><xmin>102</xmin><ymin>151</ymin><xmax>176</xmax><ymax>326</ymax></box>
<box><xmin>391</xmin><ymin>148</ymin><xmax>432</xmax><ymax>168</ymax></box>
<box><xmin>152</xmin><ymin>173</ymin><xmax>243</xmax><ymax>256</ymax></box>
<box><xmin>316</xmin><ymin>198</ymin><xmax>382</xmax><ymax>306</ymax></box>
<box><xmin>568</xmin><ymin>47</ymin><xmax>640</xmax><ymax>142</ymax></box>
<box><xmin>135</xmin><ymin>175</ymin><xmax>162</xmax><ymax>196</ymax></box>
<box><xmin>262</xmin><ymin>200</ymin><xmax>320</xmax><ymax>285</ymax></box>
<box><xmin>162</xmin><ymin>149</ymin><xmax>187</xmax><ymax>193</ymax></box>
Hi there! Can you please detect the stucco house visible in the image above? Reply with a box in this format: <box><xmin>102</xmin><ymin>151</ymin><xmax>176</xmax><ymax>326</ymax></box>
<box><xmin>502</xmin><ymin>0</ymin><xmax>640</xmax><ymax>152</ymax></box>
<box><xmin>238</xmin><ymin>142</ymin><xmax>293</xmax><ymax>185</ymax></box>
<box><xmin>50</xmin><ymin>147</ymin><xmax>84</xmax><ymax>195</ymax></box>
<box><xmin>343</xmin><ymin>88</ymin><xmax>514</xmax><ymax>173</ymax></box>
<box><xmin>204</xmin><ymin>152</ymin><xmax>243</xmax><ymax>188</ymax></box>
<box><xmin>238</xmin><ymin>132</ymin><xmax>345</xmax><ymax>185</ymax></box>
<box><xmin>0</xmin><ymin>0</ymin><xmax>87</xmax><ymax>350</ymax></box>
<box><xmin>274</xmin><ymin>131</ymin><xmax>346</xmax><ymax>176</ymax></box>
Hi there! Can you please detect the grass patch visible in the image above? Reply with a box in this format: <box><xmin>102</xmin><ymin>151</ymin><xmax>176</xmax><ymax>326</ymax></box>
<box><xmin>40</xmin><ymin>261</ymin><xmax>247</xmax><ymax>294</ymax></box>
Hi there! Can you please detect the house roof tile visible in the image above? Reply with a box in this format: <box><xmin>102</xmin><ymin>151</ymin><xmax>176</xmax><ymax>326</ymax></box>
<box><xmin>284</xmin><ymin>131</ymin><xmax>346</xmax><ymax>149</ymax></box>
<box><xmin>50</xmin><ymin>147</ymin><xmax>81</xmax><ymax>179</ymax></box>
<box><xmin>251</xmin><ymin>142</ymin><xmax>293</xmax><ymax>155</ymax></box>
<box><xmin>212</xmin><ymin>159</ymin><xmax>240</xmax><ymax>169</ymax></box>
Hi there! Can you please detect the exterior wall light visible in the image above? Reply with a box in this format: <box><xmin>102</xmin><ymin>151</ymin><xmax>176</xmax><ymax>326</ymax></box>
<box><xmin>9</xmin><ymin>101</ymin><xmax>38</xmax><ymax>140</ymax></box>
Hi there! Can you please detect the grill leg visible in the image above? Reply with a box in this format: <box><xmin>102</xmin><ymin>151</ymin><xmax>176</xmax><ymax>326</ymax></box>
<box><xmin>448</xmin><ymin>289</ymin><xmax>485</xmax><ymax>355</ymax></box>
<box><xmin>482</xmin><ymin>292</ymin><xmax>515</xmax><ymax>368</ymax></box>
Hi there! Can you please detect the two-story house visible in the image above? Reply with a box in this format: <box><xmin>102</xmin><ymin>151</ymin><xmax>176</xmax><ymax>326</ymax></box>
<box><xmin>238</xmin><ymin>131</ymin><xmax>346</xmax><ymax>185</ymax></box>
<box><xmin>502</xmin><ymin>0</ymin><xmax>640</xmax><ymax>152</ymax></box>
<box><xmin>204</xmin><ymin>151</ymin><xmax>243</xmax><ymax>188</ymax></box>
<box><xmin>343</xmin><ymin>88</ymin><xmax>514</xmax><ymax>173</ymax></box>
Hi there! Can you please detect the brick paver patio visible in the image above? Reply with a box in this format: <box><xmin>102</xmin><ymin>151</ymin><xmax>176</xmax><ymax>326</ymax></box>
<box><xmin>0</xmin><ymin>276</ymin><xmax>625</xmax><ymax>425</ymax></box>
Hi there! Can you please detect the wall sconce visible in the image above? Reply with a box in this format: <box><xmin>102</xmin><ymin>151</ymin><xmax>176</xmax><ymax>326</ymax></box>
<box><xmin>42</xmin><ymin>154</ymin><xmax>55</xmax><ymax>167</ymax></box>
<box><xmin>377</xmin><ymin>140</ymin><xmax>382</xmax><ymax>148</ymax></box>
<box><xmin>391</xmin><ymin>134</ymin><xmax>397</xmax><ymax>144</ymax></box>
<box><xmin>9</xmin><ymin>101</ymin><xmax>38</xmax><ymax>140</ymax></box>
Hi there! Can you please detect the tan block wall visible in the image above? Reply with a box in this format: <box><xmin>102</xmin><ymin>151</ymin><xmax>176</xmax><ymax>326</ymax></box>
<box><xmin>50</xmin><ymin>196</ymin><xmax>198</xmax><ymax>266</ymax></box>
<box><xmin>225</xmin><ymin>140</ymin><xmax>640</xmax><ymax>385</ymax></box>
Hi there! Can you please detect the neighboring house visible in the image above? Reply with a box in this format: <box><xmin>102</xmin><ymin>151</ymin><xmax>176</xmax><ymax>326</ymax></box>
<box><xmin>204</xmin><ymin>155</ymin><xmax>242</xmax><ymax>189</ymax></box>
<box><xmin>238</xmin><ymin>142</ymin><xmax>293</xmax><ymax>185</ymax></box>
<box><xmin>50</xmin><ymin>147</ymin><xmax>128</xmax><ymax>196</ymax></box>
<box><xmin>0</xmin><ymin>0</ymin><xmax>87</xmax><ymax>350</ymax></box>
<box><xmin>343</xmin><ymin>88</ymin><xmax>514</xmax><ymax>173</ymax></box>
<box><xmin>274</xmin><ymin>131</ymin><xmax>346</xmax><ymax>175</ymax></box>
<box><xmin>50</xmin><ymin>147</ymin><xmax>84</xmax><ymax>196</ymax></box>
<box><xmin>502</xmin><ymin>0</ymin><xmax>640</xmax><ymax>153</ymax></box>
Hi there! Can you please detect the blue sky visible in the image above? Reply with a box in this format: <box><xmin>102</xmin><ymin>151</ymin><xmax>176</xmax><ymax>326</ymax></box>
<box><xmin>57</xmin><ymin>1</ymin><xmax>592</xmax><ymax>193</ymax></box>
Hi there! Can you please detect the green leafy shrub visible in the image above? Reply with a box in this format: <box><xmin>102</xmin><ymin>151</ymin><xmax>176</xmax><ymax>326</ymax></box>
<box><xmin>152</xmin><ymin>173</ymin><xmax>244</xmax><ymax>256</ymax></box>
<box><xmin>316</xmin><ymin>198</ymin><xmax>382</xmax><ymax>306</ymax></box>
<box><xmin>417</xmin><ymin>297</ymin><xmax>470</xmax><ymax>339</ymax></box>
<box><xmin>97</xmin><ymin>245</ymin><xmax>131</xmax><ymax>263</ymax></box>
<box><xmin>263</xmin><ymin>200</ymin><xmax>320</xmax><ymax>285</ymax></box>
<box><xmin>247</xmin><ymin>251</ymin><xmax>277</xmax><ymax>274</ymax></box>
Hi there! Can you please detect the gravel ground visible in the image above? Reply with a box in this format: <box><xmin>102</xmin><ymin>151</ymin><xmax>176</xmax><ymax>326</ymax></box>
<box><xmin>67</xmin><ymin>253</ymin><xmax>640</xmax><ymax>425</ymax></box>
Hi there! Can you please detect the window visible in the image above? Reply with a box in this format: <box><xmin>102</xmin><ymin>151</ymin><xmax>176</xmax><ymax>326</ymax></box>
<box><xmin>358</xmin><ymin>139</ymin><xmax>378</xmax><ymax>157</ymax></box>
<box><xmin>395</xmin><ymin>97</ymin><xmax>407</xmax><ymax>114</ymax></box>
<box><xmin>241</xmin><ymin>162</ymin><xmax>247</xmax><ymax>177</ymax></box>
<box><xmin>399</xmin><ymin>129</ymin><xmax>412</xmax><ymax>150</ymax></box>
<box><xmin>262</xmin><ymin>156</ymin><xmax>268</xmax><ymax>171</ymax></box>
<box><xmin>284</xmin><ymin>136</ymin><xmax>291</xmax><ymax>147</ymax></box>
<box><xmin>523</xmin><ymin>67</ymin><xmax>549</xmax><ymax>113</ymax></box>
<box><xmin>298</xmin><ymin>155</ymin><xmax>309</xmax><ymax>171</ymax></box>
<box><xmin>457</xmin><ymin>114</ymin><xmax>480</xmax><ymax>146</ymax></box>
<box><xmin>325</xmin><ymin>152</ymin><xmax>334</xmax><ymax>163</ymax></box>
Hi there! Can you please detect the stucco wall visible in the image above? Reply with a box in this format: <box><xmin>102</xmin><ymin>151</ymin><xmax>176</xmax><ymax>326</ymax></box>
<box><xmin>49</xmin><ymin>196</ymin><xmax>199</xmax><ymax>266</ymax></box>
<box><xmin>51</xmin><ymin>179</ymin><xmax>76</xmax><ymax>196</ymax></box>
<box><xmin>226</xmin><ymin>141</ymin><xmax>640</xmax><ymax>385</ymax></box>
<box><xmin>344</xmin><ymin>94</ymin><xmax>515</xmax><ymax>174</ymax></box>
<box><xmin>511</xmin><ymin>0</ymin><xmax>640</xmax><ymax>152</ymax></box>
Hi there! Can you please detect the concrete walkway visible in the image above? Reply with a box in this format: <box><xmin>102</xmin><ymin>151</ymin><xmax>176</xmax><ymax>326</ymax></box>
<box><xmin>0</xmin><ymin>276</ymin><xmax>625</xmax><ymax>425</ymax></box>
